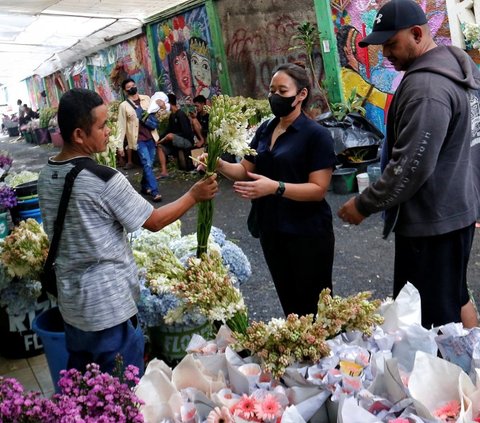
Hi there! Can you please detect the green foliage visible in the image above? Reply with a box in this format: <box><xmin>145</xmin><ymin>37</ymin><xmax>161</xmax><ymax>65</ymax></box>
<box><xmin>289</xmin><ymin>21</ymin><xmax>330</xmax><ymax>113</ymax></box>
<box><xmin>329</xmin><ymin>88</ymin><xmax>366</xmax><ymax>121</ymax></box>
<box><xmin>38</xmin><ymin>107</ymin><xmax>58</xmax><ymax>128</ymax></box>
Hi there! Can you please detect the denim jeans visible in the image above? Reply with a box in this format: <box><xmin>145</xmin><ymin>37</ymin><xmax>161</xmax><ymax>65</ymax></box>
<box><xmin>64</xmin><ymin>316</ymin><xmax>145</xmax><ymax>376</ymax></box>
<box><xmin>136</xmin><ymin>139</ymin><xmax>159</xmax><ymax>196</ymax></box>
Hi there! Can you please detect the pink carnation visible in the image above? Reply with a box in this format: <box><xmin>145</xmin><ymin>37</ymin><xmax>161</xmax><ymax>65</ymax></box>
<box><xmin>207</xmin><ymin>406</ymin><xmax>233</xmax><ymax>423</ymax></box>
<box><xmin>232</xmin><ymin>394</ymin><xmax>258</xmax><ymax>420</ymax></box>
<box><xmin>254</xmin><ymin>394</ymin><xmax>282</xmax><ymax>421</ymax></box>
<box><xmin>433</xmin><ymin>400</ymin><xmax>460</xmax><ymax>421</ymax></box>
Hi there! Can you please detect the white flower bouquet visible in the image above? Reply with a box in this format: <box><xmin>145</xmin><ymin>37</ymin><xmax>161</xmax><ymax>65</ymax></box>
<box><xmin>132</xmin><ymin>222</ymin><xmax>251</xmax><ymax>331</ymax></box>
<box><xmin>196</xmin><ymin>95</ymin><xmax>273</xmax><ymax>258</ymax></box>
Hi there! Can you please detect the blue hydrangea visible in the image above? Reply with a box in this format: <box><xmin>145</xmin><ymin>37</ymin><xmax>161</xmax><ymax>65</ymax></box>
<box><xmin>0</xmin><ymin>278</ymin><xmax>41</xmax><ymax>316</ymax></box>
<box><xmin>221</xmin><ymin>240</ymin><xmax>252</xmax><ymax>285</ymax></box>
<box><xmin>137</xmin><ymin>279</ymin><xmax>204</xmax><ymax>327</ymax></box>
<box><xmin>210</xmin><ymin>226</ymin><xmax>226</xmax><ymax>247</ymax></box>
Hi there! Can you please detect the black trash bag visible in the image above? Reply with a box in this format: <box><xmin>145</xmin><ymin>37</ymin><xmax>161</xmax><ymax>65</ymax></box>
<box><xmin>316</xmin><ymin>112</ymin><xmax>384</xmax><ymax>155</ymax></box>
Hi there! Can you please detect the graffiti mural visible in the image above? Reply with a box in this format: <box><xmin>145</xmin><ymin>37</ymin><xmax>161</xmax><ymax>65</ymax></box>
<box><xmin>43</xmin><ymin>72</ymin><xmax>67</xmax><ymax>108</ymax></box>
<box><xmin>25</xmin><ymin>75</ymin><xmax>44</xmax><ymax>111</ymax></box>
<box><xmin>85</xmin><ymin>35</ymin><xmax>155</xmax><ymax>103</ymax></box>
<box><xmin>333</xmin><ymin>0</ymin><xmax>451</xmax><ymax>132</ymax></box>
<box><xmin>149</xmin><ymin>6</ymin><xmax>220</xmax><ymax>104</ymax></box>
<box><xmin>216</xmin><ymin>0</ymin><xmax>323</xmax><ymax>107</ymax></box>
<box><xmin>65</xmin><ymin>60</ymin><xmax>90</xmax><ymax>90</ymax></box>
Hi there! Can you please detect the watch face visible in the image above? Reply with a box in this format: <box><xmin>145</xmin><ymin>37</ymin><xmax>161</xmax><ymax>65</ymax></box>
<box><xmin>276</xmin><ymin>182</ymin><xmax>285</xmax><ymax>196</ymax></box>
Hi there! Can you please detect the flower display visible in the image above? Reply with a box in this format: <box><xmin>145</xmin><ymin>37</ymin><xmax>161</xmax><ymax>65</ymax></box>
<box><xmin>196</xmin><ymin>95</ymin><xmax>270</xmax><ymax>257</ymax></box>
<box><xmin>94</xmin><ymin>100</ymin><xmax>120</xmax><ymax>168</ymax></box>
<box><xmin>166</xmin><ymin>251</ymin><xmax>248</xmax><ymax>333</ymax></box>
<box><xmin>1</xmin><ymin>218</ymin><xmax>49</xmax><ymax>280</ymax></box>
<box><xmin>132</xmin><ymin>222</ymin><xmax>251</xmax><ymax>331</ymax></box>
<box><xmin>4</xmin><ymin>170</ymin><xmax>38</xmax><ymax>188</ymax></box>
<box><xmin>234</xmin><ymin>289</ymin><xmax>383</xmax><ymax>378</ymax></box>
<box><xmin>0</xmin><ymin>184</ymin><xmax>17</xmax><ymax>211</ymax></box>
<box><xmin>463</xmin><ymin>22</ymin><xmax>480</xmax><ymax>51</ymax></box>
<box><xmin>0</xmin><ymin>363</ymin><xmax>144</xmax><ymax>422</ymax></box>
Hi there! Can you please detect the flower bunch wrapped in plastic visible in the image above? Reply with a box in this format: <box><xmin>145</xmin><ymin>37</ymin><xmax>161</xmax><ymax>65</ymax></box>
<box><xmin>4</xmin><ymin>170</ymin><xmax>38</xmax><ymax>188</ymax></box>
<box><xmin>166</xmin><ymin>250</ymin><xmax>248</xmax><ymax>333</ymax></box>
<box><xmin>0</xmin><ymin>363</ymin><xmax>144</xmax><ymax>422</ymax></box>
<box><xmin>95</xmin><ymin>100</ymin><xmax>120</xmax><ymax>168</ymax></box>
<box><xmin>197</xmin><ymin>95</ymin><xmax>258</xmax><ymax>257</ymax></box>
<box><xmin>234</xmin><ymin>289</ymin><xmax>383</xmax><ymax>378</ymax></box>
<box><xmin>1</xmin><ymin>218</ymin><xmax>49</xmax><ymax>279</ymax></box>
<box><xmin>463</xmin><ymin>22</ymin><xmax>480</xmax><ymax>50</ymax></box>
<box><xmin>0</xmin><ymin>184</ymin><xmax>17</xmax><ymax>211</ymax></box>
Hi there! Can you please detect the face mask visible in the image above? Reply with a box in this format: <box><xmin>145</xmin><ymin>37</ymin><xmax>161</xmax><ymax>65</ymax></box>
<box><xmin>127</xmin><ymin>87</ymin><xmax>137</xmax><ymax>96</ymax></box>
<box><xmin>268</xmin><ymin>93</ymin><xmax>297</xmax><ymax>117</ymax></box>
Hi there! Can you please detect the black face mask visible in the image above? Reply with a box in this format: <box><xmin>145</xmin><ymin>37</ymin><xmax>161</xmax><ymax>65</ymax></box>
<box><xmin>268</xmin><ymin>93</ymin><xmax>297</xmax><ymax>117</ymax></box>
<box><xmin>127</xmin><ymin>87</ymin><xmax>138</xmax><ymax>96</ymax></box>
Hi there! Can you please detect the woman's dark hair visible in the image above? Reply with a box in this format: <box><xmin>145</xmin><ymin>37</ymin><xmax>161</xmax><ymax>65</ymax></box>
<box><xmin>273</xmin><ymin>62</ymin><xmax>311</xmax><ymax>109</ymax></box>
<box><xmin>168</xmin><ymin>42</ymin><xmax>191</xmax><ymax>96</ymax></box>
<box><xmin>58</xmin><ymin>88</ymin><xmax>104</xmax><ymax>144</ymax></box>
<box><xmin>121</xmin><ymin>78</ymin><xmax>135</xmax><ymax>91</ymax></box>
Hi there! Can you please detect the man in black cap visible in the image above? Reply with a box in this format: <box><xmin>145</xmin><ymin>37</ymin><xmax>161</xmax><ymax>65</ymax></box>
<box><xmin>338</xmin><ymin>0</ymin><xmax>480</xmax><ymax>328</ymax></box>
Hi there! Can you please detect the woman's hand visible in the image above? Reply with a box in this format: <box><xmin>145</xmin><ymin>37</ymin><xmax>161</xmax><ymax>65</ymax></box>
<box><xmin>233</xmin><ymin>171</ymin><xmax>277</xmax><ymax>199</ymax></box>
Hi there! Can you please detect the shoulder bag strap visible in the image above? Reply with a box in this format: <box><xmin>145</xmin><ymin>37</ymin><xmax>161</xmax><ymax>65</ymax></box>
<box><xmin>43</xmin><ymin>158</ymin><xmax>95</xmax><ymax>271</ymax></box>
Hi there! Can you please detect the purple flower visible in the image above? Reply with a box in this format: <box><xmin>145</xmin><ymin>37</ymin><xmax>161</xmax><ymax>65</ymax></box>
<box><xmin>0</xmin><ymin>363</ymin><xmax>144</xmax><ymax>422</ymax></box>
<box><xmin>0</xmin><ymin>185</ymin><xmax>17</xmax><ymax>210</ymax></box>
<box><xmin>0</xmin><ymin>155</ymin><xmax>13</xmax><ymax>169</ymax></box>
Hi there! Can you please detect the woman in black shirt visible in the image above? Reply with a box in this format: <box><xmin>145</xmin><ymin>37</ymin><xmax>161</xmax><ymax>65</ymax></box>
<box><xmin>214</xmin><ymin>63</ymin><xmax>336</xmax><ymax>316</ymax></box>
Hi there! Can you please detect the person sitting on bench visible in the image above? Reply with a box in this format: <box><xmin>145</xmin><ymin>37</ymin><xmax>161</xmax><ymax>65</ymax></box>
<box><xmin>156</xmin><ymin>93</ymin><xmax>194</xmax><ymax>177</ymax></box>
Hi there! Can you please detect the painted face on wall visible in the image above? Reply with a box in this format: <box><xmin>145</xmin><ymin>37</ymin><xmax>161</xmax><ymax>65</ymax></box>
<box><xmin>191</xmin><ymin>51</ymin><xmax>211</xmax><ymax>98</ymax></box>
<box><xmin>173</xmin><ymin>50</ymin><xmax>193</xmax><ymax>97</ymax></box>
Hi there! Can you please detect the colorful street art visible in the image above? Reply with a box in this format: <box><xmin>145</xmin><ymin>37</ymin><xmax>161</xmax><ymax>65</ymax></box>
<box><xmin>43</xmin><ymin>72</ymin><xmax>67</xmax><ymax>108</ymax></box>
<box><xmin>67</xmin><ymin>60</ymin><xmax>90</xmax><ymax>90</ymax></box>
<box><xmin>149</xmin><ymin>5</ymin><xmax>220</xmax><ymax>104</ymax></box>
<box><xmin>25</xmin><ymin>75</ymin><xmax>44</xmax><ymax>111</ymax></box>
<box><xmin>63</xmin><ymin>35</ymin><xmax>156</xmax><ymax>104</ymax></box>
<box><xmin>333</xmin><ymin>0</ymin><xmax>451</xmax><ymax>133</ymax></box>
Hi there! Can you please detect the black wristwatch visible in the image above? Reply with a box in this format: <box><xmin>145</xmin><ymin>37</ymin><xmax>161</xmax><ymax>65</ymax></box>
<box><xmin>275</xmin><ymin>181</ymin><xmax>285</xmax><ymax>196</ymax></box>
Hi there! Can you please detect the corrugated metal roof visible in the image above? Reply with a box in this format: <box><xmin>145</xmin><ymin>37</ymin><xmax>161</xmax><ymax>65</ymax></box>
<box><xmin>0</xmin><ymin>0</ymin><xmax>191</xmax><ymax>85</ymax></box>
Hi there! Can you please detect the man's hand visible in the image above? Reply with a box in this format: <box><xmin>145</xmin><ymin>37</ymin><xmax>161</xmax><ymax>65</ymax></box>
<box><xmin>338</xmin><ymin>197</ymin><xmax>366</xmax><ymax>225</ymax></box>
<box><xmin>233</xmin><ymin>171</ymin><xmax>276</xmax><ymax>199</ymax></box>
<box><xmin>189</xmin><ymin>174</ymin><xmax>218</xmax><ymax>202</ymax></box>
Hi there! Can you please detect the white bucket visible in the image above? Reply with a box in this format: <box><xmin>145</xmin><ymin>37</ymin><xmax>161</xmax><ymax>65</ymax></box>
<box><xmin>356</xmin><ymin>172</ymin><xmax>370</xmax><ymax>193</ymax></box>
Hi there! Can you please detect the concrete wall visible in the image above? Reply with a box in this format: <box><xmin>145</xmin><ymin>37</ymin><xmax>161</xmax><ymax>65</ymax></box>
<box><xmin>216</xmin><ymin>0</ymin><xmax>322</xmax><ymax>103</ymax></box>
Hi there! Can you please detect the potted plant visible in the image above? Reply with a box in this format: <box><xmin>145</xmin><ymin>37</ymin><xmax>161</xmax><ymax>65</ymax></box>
<box><xmin>35</xmin><ymin>107</ymin><xmax>57</xmax><ymax>144</ymax></box>
<box><xmin>0</xmin><ymin>218</ymin><xmax>51</xmax><ymax>359</ymax></box>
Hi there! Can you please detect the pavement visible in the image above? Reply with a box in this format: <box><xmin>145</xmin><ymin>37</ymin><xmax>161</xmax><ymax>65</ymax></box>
<box><xmin>2</xmin><ymin>133</ymin><xmax>480</xmax><ymax>323</ymax></box>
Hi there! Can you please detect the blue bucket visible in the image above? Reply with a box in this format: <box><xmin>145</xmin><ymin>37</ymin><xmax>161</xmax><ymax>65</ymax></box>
<box><xmin>18</xmin><ymin>208</ymin><xmax>42</xmax><ymax>223</ymax></box>
<box><xmin>32</xmin><ymin>307</ymin><xmax>69</xmax><ymax>393</ymax></box>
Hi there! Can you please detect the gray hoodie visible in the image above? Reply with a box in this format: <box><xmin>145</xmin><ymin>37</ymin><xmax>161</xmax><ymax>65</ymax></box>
<box><xmin>356</xmin><ymin>45</ymin><xmax>480</xmax><ymax>237</ymax></box>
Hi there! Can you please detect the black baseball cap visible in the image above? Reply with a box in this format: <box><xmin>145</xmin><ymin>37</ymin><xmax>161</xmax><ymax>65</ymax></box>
<box><xmin>358</xmin><ymin>0</ymin><xmax>428</xmax><ymax>47</ymax></box>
